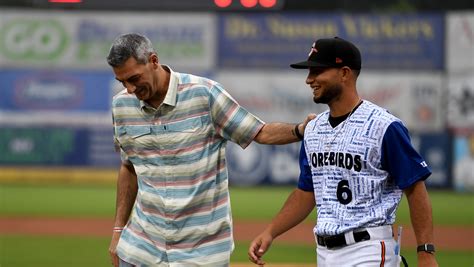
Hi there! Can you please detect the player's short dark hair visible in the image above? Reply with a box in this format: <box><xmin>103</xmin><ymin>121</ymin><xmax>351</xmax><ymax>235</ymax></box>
<box><xmin>352</xmin><ymin>69</ymin><xmax>361</xmax><ymax>78</ymax></box>
<box><xmin>107</xmin><ymin>33</ymin><xmax>155</xmax><ymax>67</ymax></box>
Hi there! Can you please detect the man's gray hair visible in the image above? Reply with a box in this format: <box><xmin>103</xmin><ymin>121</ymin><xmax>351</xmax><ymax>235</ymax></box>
<box><xmin>107</xmin><ymin>33</ymin><xmax>156</xmax><ymax>67</ymax></box>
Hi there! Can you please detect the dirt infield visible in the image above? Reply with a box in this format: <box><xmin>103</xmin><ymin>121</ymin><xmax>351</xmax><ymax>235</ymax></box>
<box><xmin>0</xmin><ymin>217</ymin><xmax>473</xmax><ymax>250</ymax></box>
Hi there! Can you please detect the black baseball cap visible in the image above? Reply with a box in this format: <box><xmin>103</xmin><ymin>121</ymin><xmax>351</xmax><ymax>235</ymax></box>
<box><xmin>290</xmin><ymin>37</ymin><xmax>361</xmax><ymax>70</ymax></box>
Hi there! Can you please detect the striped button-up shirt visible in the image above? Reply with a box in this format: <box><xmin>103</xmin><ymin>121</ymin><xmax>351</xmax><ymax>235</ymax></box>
<box><xmin>112</xmin><ymin>66</ymin><xmax>264</xmax><ymax>266</ymax></box>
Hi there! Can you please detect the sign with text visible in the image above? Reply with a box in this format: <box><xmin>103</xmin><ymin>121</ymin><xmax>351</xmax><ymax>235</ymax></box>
<box><xmin>0</xmin><ymin>10</ymin><xmax>215</xmax><ymax>71</ymax></box>
<box><xmin>215</xmin><ymin>70</ymin><xmax>326</xmax><ymax>123</ymax></box>
<box><xmin>357</xmin><ymin>71</ymin><xmax>444</xmax><ymax>132</ymax></box>
<box><xmin>216</xmin><ymin>70</ymin><xmax>444</xmax><ymax>132</ymax></box>
<box><xmin>0</xmin><ymin>69</ymin><xmax>113</xmax><ymax>111</ymax></box>
<box><xmin>0</xmin><ymin>127</ymin><xmax>120</xmax><ymax>166</ymax></box>
<box><xmin>0</xmin><ymin>69</ymin><xmax>115</xmax><ymax>126</ymax></box>
<box><xmin>218</xmin><ymin>13</ymin><xmax>444</xmax><ymax>70</ymax></box>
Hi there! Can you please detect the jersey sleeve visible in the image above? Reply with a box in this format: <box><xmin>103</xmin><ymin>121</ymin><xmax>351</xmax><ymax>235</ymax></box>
<box><xmin>381</xmin><ymin>121</ymin><xmax>431</xmax><ymax>189</ymax></box>
<box><xmin>297</xmin><ymin>141</ymin><xmax>314</xmax><ymax>191</ymax></box>
<box><xmin>208</xmin><ymin>83</ymin><xmax>264</xmax><ymax>149</ymax></box>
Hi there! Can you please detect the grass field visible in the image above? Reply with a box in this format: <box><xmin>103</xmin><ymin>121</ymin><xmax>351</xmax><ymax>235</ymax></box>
<box><xmin>0</xmin><ymin>184</ymin><xmax>473</xmax><ymax>266</ymax></box>
<box><xmin>1</xmin><ymin>184</ymin><xmax>473</xmax><ymax>225</ymax></box>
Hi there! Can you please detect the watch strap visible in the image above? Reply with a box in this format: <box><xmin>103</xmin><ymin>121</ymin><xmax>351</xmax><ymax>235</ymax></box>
<box><xmin>417</xmin><ymin>243</ymin><xmax>435</xmax><ymax>253</ymax></box>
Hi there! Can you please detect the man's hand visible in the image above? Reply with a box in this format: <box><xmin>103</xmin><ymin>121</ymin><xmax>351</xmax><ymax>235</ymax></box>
<box><xmin>248</xmin><ymin>230</ymin><xmax>274</xmax><ymax>266</ymax></box>
<box><xmin>298</xmin><ymin>113</ymin><xmax>317</xmax><ymax>136</ymax></box>
<box><xmin>109</xmin><ymin>232</ymin><xmax>121</xmax><ymax>267</ymax></box>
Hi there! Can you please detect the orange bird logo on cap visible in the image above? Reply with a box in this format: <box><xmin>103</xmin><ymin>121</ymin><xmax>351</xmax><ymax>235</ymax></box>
<box><xmin>335</xmin><ymin>57</ymin><xmax>342</xmax><ymax>63</ymax></box>
<box><xmin>308</xmin><ymin>42</ymin><xmax>318</xmax><ymax>56</ymax></box>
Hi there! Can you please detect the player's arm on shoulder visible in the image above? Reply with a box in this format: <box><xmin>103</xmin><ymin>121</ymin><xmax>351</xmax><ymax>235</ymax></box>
<box><xmin>404</xmin><ymin>181</ymin><xmax>438</xmax><ymax>267</ymax></box>
<box><xmin>254</xmin><ymin>113</ymin><xmax>316</xmax><ymax>144</ymax></box>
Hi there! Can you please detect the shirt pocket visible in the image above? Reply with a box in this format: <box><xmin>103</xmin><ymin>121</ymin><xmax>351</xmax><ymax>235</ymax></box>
<box><xmin>115</xmin><ymin>125</ymin><xmax>152</xmax><ymax>153</ymax></box>
<box><xmin>165</xmin><ymin>117</ymin><xmax>204</xmax><ymax>133</ymax></box>
<box><xmin>161</xmin><ymin>117</ymin><xmax>208</xmax><ymax>160</ymax></box>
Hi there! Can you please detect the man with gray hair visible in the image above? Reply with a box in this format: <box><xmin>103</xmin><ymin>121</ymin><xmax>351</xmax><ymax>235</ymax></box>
<box><xmin>106</xmin><ymin>33</ymin><xmax>313</xmax><ymax>266</ymax></box>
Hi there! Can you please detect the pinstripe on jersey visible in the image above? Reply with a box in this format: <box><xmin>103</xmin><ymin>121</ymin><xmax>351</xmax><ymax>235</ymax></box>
<box><xmin>112</xmin><ymin>66</ymin><xmax>264</xmax><ymax>266</ymax></box>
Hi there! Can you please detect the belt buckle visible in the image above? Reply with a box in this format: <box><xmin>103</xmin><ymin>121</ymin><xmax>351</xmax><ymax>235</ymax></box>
<box><xmin>324</xmin><ymin>234</ymin><xmax>346</xmax><ymax>249</ymax></box>
<box><xmin>317</xmin><ymin>235</ymin><xmax>326</xmax><ymax>246</ymax></box>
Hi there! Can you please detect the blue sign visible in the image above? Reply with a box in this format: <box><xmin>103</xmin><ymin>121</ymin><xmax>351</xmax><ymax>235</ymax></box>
<box><xmin>218</xmin><ymin>13</ymin><xmax>444</xmax><ymax>70</ymax></box>
<box><xmin>0</xmin><ymin>70</ymin><xmax>114</xmax><ymax>111</ymax></box>
<box><xmin>412</xmin><ymin>132</ymin><xmax>452</xmax><ymax>188</ymax></box>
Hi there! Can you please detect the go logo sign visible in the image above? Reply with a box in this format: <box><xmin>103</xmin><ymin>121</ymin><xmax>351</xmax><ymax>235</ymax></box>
<box><xmin>0</xmin><ymin>19</ymin><xmax>68</xmax><ymax>61</ymax></box>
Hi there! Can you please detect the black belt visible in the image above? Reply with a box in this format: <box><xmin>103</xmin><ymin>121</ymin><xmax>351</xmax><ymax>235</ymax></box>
<box><xmin>317</xmin><ymin>230</ymin><xmax>371</xmax><ymax>249</ymax></box>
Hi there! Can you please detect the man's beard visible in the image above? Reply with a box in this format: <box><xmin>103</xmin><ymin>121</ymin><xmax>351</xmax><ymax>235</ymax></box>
<box><xmin>313</xmin><ymin>83</ymin><xmax>343</xmax><ymax>104</ymax></box>
<box><xmin>135</xmin><ymin>85</ymin><xmax>150</xmax><ymax>100</ymax></box>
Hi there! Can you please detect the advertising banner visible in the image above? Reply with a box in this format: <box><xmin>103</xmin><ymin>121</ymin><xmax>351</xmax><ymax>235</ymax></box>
<box><xmin>453</xmin><ymin>132</ymin><xmax>474</xmax><ymax>192</ymax></box>
<box><xmin>446</xmin><ymin>12</ymin><xmax>474</xmax><ymax>73</ymax></box>
<box><xmin>227</xmin><ymin>142</ymin><xmax>301</xmax><ymax>186</ymax></box>
<box><xmin>0</xmin><ymin>69</ymin><xmax>115</xmax><ymax>126</ymax></box>
<box><xmin>357</xmin><ymin>71</ymin><xmax>444</xmax><ymax>131</ymax></box>
<box><xmin>411</xmin><ymin>132</ymin><xmax>452</xmax><ymax>188</ymax></box>
<box><xmin>218</xmin><ymin>13</ymin><xmax>444</xmax><ymax>70</ymax></box>
<box><xmin>216</xmin><ymin>70</ymin><xmax>444</xmax><ymax>132</ymax></box>
<box><xmin>0</xmin><ymin>10</ymin><xmax>215</xmax><ymax>71</ymax></box>
<box><xmin>447</xmin><ymin>73</ymin><xmax>474</xmax><ymax>129</ymax></box>
<box><xmin>0</xmin><ymin>127</ymin><xmax>120</xmax><ymax>167</ymax></box>
<box><xmin>215</xmin><ymin>70</ymin><xmax>326</xmax><ymax>123</ymax></box>
<box><xmin>0</xmin><ymin>69</ymin><xmax>112</xmax><ymax>111</ymax></box>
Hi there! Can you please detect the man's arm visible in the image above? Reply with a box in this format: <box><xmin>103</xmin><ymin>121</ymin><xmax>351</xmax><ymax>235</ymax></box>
<box><xmin>108</xmin><ymin>162</ymin><xmax>138</xmax><ymax>267</ymax></box>
<box><xmin>248</xmin><ymin>188</ymin><xmax>315</xmax><ymax>265</ymax></box>
<box><xmin>404</xmin><ymin>180</ymin><xmax>438</xmax><ymax>267</ymax></box>
<box><xmin>254</xmin><ymin>114</ymin><xmax>316</xmax><ymax>144</ymax></box>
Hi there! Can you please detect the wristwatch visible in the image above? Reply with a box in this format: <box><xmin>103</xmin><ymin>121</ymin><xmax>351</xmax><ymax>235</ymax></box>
<box><xmin>417</xmin><ymin>243</ymin><xmax>436</xmax><ymax>254</ymax></box>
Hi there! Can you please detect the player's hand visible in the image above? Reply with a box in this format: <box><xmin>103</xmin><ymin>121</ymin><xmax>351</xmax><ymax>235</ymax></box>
<box><xmin>298</xmin><ymin>113</ymin><xmax>317</xmax><ymax>135</ymax></box>
<box><xmin>109</xmin><ymin>232</ymin><xmax>121</xmax><ymax>267</ymax></box>
<box><xmin>417</xmin><ymin>252</ymin><xmax>438</xmax><ymax>267</ymax></box>
<box><xmin>248</xmin><ymin>230</ymin><xmax>274</xmax><ymax>266</ymax></box>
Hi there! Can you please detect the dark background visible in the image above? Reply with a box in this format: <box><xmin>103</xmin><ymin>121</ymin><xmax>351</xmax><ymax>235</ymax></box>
<box><xmin>0</xmin><ymin>0</ymin><xmax>472</xmax><ymax>11</ymax></box>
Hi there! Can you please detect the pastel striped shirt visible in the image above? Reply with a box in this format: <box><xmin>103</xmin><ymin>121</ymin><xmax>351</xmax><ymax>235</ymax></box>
<box><xmin>112</xmin><ymin>66</ymin><xmax>264</xmax><ymax>266</ymax></box>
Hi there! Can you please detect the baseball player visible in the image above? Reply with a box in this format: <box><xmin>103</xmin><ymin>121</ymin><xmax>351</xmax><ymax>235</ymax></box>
<box><xmin>248</xmin><ymin>37</ymin><xmax>438</xmax><ymax>267</ymax></box>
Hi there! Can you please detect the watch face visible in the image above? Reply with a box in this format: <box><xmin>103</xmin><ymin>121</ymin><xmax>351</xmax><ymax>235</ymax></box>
<box><xmin>417</xmin><ymin>244</ymin><xmax>435</xmax><ymax>253</ymax></box>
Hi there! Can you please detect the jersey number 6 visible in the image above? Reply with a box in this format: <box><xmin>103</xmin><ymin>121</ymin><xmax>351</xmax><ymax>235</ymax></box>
<box><xmin>336</xmin><ymin>180</ymin><xmax>352</xmax><ymax>205</ymax></box>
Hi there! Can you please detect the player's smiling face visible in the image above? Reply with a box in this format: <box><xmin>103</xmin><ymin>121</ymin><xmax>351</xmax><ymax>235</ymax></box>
<box><xmin>306</xmin><ymin>67</ymin><xmax>343</xmax><ymax>104</ymax></box>
<box><xmin>113</xmin><ymin>56</ymin><xmax>157</xmax><ymax>101</ymax></box>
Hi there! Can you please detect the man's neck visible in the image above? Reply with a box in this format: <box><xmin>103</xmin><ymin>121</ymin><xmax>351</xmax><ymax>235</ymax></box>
<box><xmin>147</xmin><ymin>69</ymin><xmax>170</xmax><ymax>108</ymax></box>
<box><xmin>328</xmin><ymin>92</ymin><xmax>361</xmax><ymax>117</ymax></box>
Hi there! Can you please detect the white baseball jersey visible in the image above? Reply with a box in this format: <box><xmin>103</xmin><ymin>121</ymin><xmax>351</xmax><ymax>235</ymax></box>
<box><xmin>298</xmin><ymin>100</ymin><xmax>431</xmax><ymax>236</ymax></box>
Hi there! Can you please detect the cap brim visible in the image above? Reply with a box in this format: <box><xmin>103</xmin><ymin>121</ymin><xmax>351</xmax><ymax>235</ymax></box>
<box><xmin>290</xmin><ymin>60</ymin><xmax>333</xmax><ymax>69</ymax></box>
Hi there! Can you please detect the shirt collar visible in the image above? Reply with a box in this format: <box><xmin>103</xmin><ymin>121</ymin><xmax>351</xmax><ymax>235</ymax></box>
<box><xmin>140</xmin><ymin>65</ymin><xmax>178</xmax><ymax>110</ymax></box>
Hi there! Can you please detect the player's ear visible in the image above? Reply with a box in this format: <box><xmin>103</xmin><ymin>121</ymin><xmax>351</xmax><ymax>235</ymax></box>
<box><xmin>149</xmin><ymin>53</ymin><xmax>159</xmax><ymax>68</ymax></box>
<box><xmin>340</xmin><ymin>66</ymin><xmax>352</xmax><ymax>82</ymax></box>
